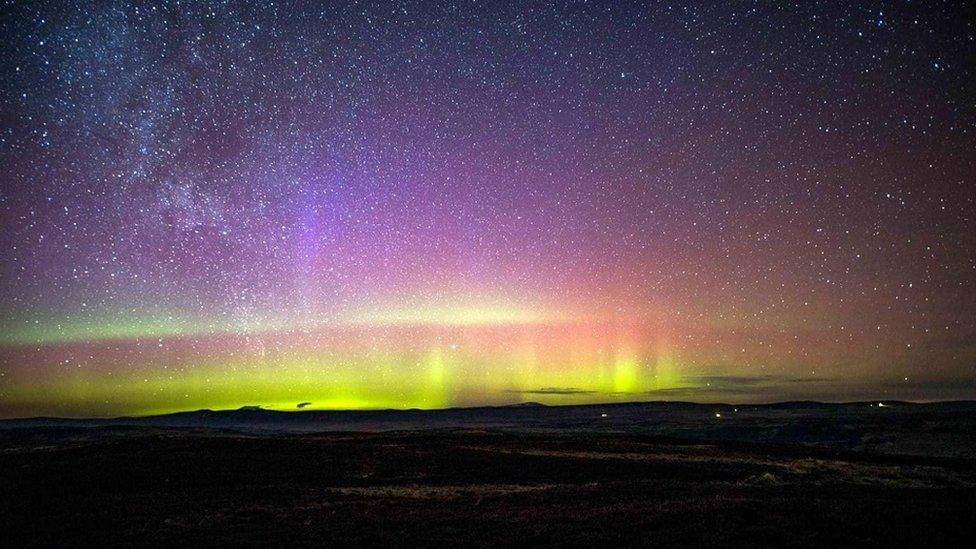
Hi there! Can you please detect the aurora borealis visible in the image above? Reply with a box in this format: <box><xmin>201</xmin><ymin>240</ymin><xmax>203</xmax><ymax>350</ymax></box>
<box><xmin>1</xmin><ymin>1</ymin><xmax>974</xmax><ymax>417</ymax></box>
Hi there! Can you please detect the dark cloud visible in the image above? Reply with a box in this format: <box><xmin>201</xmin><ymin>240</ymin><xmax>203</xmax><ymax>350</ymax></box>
<box><xmin>508</xmin><ymin>388</ymin><xmax>598</xmax><ymax>396</ymax></box>
<box><xmin>676</xmin><ymin>375</ymin><xmax>844</xmax><ymax>388</ymax></box>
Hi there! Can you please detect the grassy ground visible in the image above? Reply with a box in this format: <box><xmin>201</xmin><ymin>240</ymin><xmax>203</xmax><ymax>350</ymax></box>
<box><xmin>2</xmin><ymin>429</ymin><xmax>975</xmax><ymax>546</ymax></box>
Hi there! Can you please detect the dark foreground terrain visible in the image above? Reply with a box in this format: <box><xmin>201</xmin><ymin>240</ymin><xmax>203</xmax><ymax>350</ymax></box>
<box><xmin>3</xmin><ymin>402</ymin><xmax>976</xmax><ymax>547</ymax></box>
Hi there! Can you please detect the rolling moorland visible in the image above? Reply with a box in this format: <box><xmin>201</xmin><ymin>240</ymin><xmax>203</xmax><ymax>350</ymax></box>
<box><xmin>2</xmin><ymin>401</ymin><xmax>975</xmax><ymax>546</ymax></box>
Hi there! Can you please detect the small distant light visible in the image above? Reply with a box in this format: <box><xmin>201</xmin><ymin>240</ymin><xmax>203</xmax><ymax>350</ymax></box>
<box><xmin>715</xmin><ymin>413</ymin><xmax>722</xmax><ymax>418</ymax></box>
<box><xmin>878</xmin><ymin>402</ymin><xmax>886</xmax><ymax>408</ymax></box>
<box><xmin>600</xmin><ymin>413</ymin><xmax>608</xmax><ymax>418</ymax></box>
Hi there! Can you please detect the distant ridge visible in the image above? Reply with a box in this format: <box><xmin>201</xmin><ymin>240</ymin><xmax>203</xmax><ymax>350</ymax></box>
<box><xmin>3</xmin><ymin>400</ymin><xmax>974</xmax><ymax>434</ymax></box>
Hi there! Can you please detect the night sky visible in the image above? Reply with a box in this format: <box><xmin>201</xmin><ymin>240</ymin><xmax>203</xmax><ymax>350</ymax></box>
<box><xmin>1</xmin><ymin>1</ymin><xmax>974</xmax><ymax>417</ymax></box>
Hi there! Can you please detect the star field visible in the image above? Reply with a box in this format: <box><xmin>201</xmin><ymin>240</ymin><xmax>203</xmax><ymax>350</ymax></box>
<box><xmin>1</xmin><ymin>1</ymin><xmax>974</xmax><ymax>416</ymax></box>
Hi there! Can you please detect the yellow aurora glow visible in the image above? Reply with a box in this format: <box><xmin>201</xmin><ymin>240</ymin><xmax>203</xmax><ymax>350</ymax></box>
<box><xmin>0</xmin><ymin>300</ymin><xmax>691</xmax><ymax>416</ymax></box>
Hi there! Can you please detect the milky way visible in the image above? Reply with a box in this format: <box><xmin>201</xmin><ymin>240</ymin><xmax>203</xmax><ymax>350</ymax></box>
<box><xmin>1</xmin><ymin>1</ymin><xmax>974</xmax><ymax>416</ymax></box>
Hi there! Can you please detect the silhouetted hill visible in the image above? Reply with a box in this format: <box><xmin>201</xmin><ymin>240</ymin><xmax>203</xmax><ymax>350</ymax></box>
<box><xmin>4</xmin><ymin>400</ymin><xmax>976</xmax><ymax>459</ymax></box>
